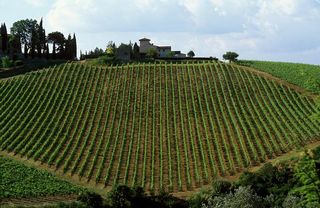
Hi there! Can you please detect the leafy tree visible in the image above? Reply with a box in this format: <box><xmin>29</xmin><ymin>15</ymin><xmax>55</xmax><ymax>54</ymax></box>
<box><xmin>146</xmin><ymin>48</ymin><xmax>158</xmax><ymax>59</ymax></box>
<box><xmin>106</xmin><ymin>47</ymin><xmax>115</xmax><ymax>57</ymax></box>
<box><xmin>1</xmin><ymin>23</ymin><xmax>8</xmax><ymax>53</ymax></box>
<box><xmin>202</xmin><ymin>186</ymin><xmax>273</xmax><ymax>208</ymax></box>
<box><xmin>166</xmin><ymin>51</ymin><xmax>175</xmax><ymax>58</ymax></box>
<box><xmin>8</xmin><ymin>34</ymin><xmax>22</xmax><ymax>55</ymax></box>
<box><xmin>108</xmin><ymin>185</ymin><xmax>134</xmax><ymax>208</ymax></box>
<box><xmin>48</xmin><ymin>31</ymin><xmax>65</xmax><ymax>58</ymax></box>
<box><xmin>187</xmin><ymin>50</ymin><xmax>195</xmax><ymax>58</ymax></box>
<box><xmin>11</xmin><ymin>19</ymin><xmax>38</xmax><ymax>56</ymax></box>
<box><xmin>106</xmin><ymin>41</ymin><xmax>116</xmax><ymax>57</ymax></box>
<box><xmin>223</xmin><ymin>51</ymin><xmax>239</xmax><ymax>63</ymax></box>
<box><xmin>30</xmin><ymin>25</ymin><xmax>36</xmax><ymax>58</ymax></box>
<box><xmin>290</xmin><ymin>153</ymin><xmax>320</xmax><ymax>207</ymax></box>
<box><xmin>78</xmin><ymin>191</ymin><xmax>103</xmax><ymax>208</ymax></box>
<box><xmin>282</xmin><ymin>195</ymin><xmax>302</xmax><ymax>208</ymax></box>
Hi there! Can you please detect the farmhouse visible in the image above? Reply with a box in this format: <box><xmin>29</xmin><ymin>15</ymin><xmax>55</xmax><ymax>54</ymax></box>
<box><xmin>139</xmin><ymin>38</ymin><xmax>186</xmax><ymax>58</ymax></box>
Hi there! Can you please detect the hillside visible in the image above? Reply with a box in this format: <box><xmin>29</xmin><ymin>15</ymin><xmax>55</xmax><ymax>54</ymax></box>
<box><xmin>238</xmin><ymin>60</ymin><xmax>320</xmax><ymax>93</ymax></box>
<box><xmin>0</xmin><ymin>62</ymin><xmax>319</xmax><ymax>193</ymax></box>
<box><xmin>0</xmin><ymin>155</ymin><xmax>83</xmax><ymax>200</ymax></box>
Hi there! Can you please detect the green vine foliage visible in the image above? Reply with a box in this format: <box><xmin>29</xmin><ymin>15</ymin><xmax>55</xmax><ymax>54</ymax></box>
<box><xmin>291</xmin><ymin>153</ymin><xmax>320</xmax><ymax>207</ymax></box>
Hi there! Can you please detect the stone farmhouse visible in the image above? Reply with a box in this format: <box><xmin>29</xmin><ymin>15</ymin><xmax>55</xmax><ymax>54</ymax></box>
<box><xmin>139</xmin><ymin>38</ymin><xmax>186</xmax><ymax>58</ymax></box>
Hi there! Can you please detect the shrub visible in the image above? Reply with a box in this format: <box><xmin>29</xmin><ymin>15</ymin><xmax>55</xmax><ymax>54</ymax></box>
<box><xmin>78</xmin><ymin>191</ymin><xmax>104</xmax><ymax>208</ymax></box>
<box><xmin>202</xmin><ymin>186</ymin><xmax>273</xmax><ymax>208</ymax></box>
<box><xmin>1</xmin><ymin>56</ymin><xmax>13</xmax><ymax>68</ymax></box>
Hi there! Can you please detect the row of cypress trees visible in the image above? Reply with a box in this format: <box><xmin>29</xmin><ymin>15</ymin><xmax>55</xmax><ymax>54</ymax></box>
<box><xmin>0</xmin><ymin>18</ymin><xmax>77</xmax><ymax>60</ymax></box>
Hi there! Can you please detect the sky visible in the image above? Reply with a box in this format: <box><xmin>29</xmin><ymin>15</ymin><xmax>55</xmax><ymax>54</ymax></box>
<box><xmin>1</xmin><ymin>0</ymin><xmax>320</xmax><ymax>64</ymax></box>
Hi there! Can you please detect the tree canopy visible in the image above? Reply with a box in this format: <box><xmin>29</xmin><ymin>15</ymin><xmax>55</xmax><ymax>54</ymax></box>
<box><xmin>187</xmin><ymin>50</ymin><xmax>195</xmax><ymax>58</ymax></box>
<box><xmin>146</xmin><ymin>48</ymin><xmax>158</xmax><ymax>59</ymax></box>
<box><xmin>223</xmin><ymin>51</ymin><xmax>239</xmax><ymax>63</ymax></box>
<box><xmin>10</xmin><ymin>19</ymin><xmax>38</xmax><ymax>52</ymax></box>
<box><xmin>1</xmin><ymin>23</ymin><xmax>8</xmax><ymax>53</ymax></box>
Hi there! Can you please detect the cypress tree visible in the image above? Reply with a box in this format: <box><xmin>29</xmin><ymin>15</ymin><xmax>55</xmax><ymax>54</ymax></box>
<box><xmin>133</xmin><ymin>42</ymin><xmax>140</xmax><ymax>60</ymax></box>
<box><xmin>72</xmin><ymin>33</ymin><xmax>77</xmax><ymax>59</ymax></box>
<box><xmin>65</xmin><ymin>34</ymin><xmax>72</xmax><ymax>59</ymax></box>
<box><xmin>37</xmin><ymin>18</ymin><xmax>43</xmax><ymax>58</ymax></box>
<box><xmin>1</xmin><ymin>23</ymin><xmax>8</xmax><ymax>54</ymax></box>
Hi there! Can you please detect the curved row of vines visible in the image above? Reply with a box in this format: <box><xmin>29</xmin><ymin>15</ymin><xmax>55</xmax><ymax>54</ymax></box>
<box><xmin>0</xmin><ymin>62</ymin><xmax>319</xmax><ymax>193</ymax></box>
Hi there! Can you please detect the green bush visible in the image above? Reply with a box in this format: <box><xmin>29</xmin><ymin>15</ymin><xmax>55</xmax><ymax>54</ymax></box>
<box><xmin>77</xmin><ymin>191</ymin><xmax>104</xmax><ymax>208</ymax></box>
<box><xmin>1</xmin><ymin>56</ymin><xmax>14</xmax><ymax>68</ymax></box>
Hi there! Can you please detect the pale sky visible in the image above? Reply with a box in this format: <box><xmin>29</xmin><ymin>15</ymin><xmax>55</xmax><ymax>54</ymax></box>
<box><xmin>1</xmin><ymin>0</ymin><xmax>320</xmax><ymax>64</ymax></box>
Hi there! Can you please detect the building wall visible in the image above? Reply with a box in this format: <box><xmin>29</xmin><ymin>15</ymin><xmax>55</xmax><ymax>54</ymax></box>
<box><xmin>139</xmin><ymin>40</ymin><xmax>157</xmax><ymax>54</ymax></box>
<box><xmin>157</xmin><ymin>47</ymin><xmax>171</xmax><ymax>57</ymax></box>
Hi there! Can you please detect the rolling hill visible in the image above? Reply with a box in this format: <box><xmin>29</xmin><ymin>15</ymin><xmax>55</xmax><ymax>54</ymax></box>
<box><xmin>0</xmin><ymin>61</ymin><xmax>319</xmax><ymax>193</ymax></box>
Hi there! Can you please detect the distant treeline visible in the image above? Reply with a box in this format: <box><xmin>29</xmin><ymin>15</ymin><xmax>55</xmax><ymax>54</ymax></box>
<box><xmin>0</xmin><ymin>18</ymin><xmax>77</xmax><ymax>60</ymax></box>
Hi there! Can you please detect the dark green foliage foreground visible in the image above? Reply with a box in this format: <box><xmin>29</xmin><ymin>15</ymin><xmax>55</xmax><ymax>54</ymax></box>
<box><xmin>238</xmin><ymin>60</ymin><xmax>320</xmax><ymax>93</ymax></box>
<box><xmin>0</xmin><ymin>156</ymin><xmax>84</xmax><ymax>199</ymax></box>
<box><xmin>0</xmin><ymin>62</ymin><xmax>319</xmax><ymax>193</ymax></box>
<box><xmin>190</xmin><ymin>146</ymin><xmax>320</xmax><ymax>208</ymax></box>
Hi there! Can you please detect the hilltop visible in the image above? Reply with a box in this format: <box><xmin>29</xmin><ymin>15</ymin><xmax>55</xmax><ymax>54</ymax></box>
<box><xmin>0</xmin><ymin>61</ymin><xmax>319</xmax><ymax>194</ymax></box>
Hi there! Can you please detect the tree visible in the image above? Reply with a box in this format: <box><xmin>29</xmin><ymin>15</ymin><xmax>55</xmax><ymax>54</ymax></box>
<box><xmin>187</xmin><ymin>50</ymin><xmax>195</xmax><ymax>58</ymax></box>
<box><xmin>132</xmin><ymin>42</ymin><xmax>140</xmax><ymax>59</ymax></box>
<box><xmin>108</xmin><ymin>185</ymin><xmax>134</xmax><ymax>208</ymax></box>
<box><xmin>78</xmin><ymin>192</ymin><xmax>103</xmax><ymax>208</ymax></box>
<box><xmin>290</xmin><ymin>153</ymin><xmax>320</xmax><ymax>207</ymax></box>
<box><xmin>166</xmin><ymin>51</ymin><xmax>175</xmax><ymax>58</ymax></box>
<box><xmin>146</xmin><ymin>48</ymin><xmax>158</xmax><ymax>59</ymax></box>
<box><xmin>1</xmin><ymin>23</ymin><xmax>8</xmax><ymax>53</ymax></box>
<box><xmin>11</xmin><ymin>19</ymin><xmax>38</xmax><ymax>56</ymax></box>
<box><xmin>47</xmin><ymin>32</ymin><xmax>65</xmax><ymax>58</ymax></box>
<box><xmin>223</xmin><ymin>51</ymin><xmax>239</xmax><ymax>63</ymax></box>
<box><xmin>52</xmin><ymin>42</ymin><xmax>56</xmax><ymax>59</ymax></box>
<box><xmin>65</xmin><ymin>34</ymin><xmax>72</xmax><ymax>59</ymax></box>
<box><xmin>8</xmin><ymin>34</ymin><xmax>22</xmax><ymax>56</ymax></box>
<box><xmin>37</xmin><ymin>18</ymin><xmax>46</xmax><ymax>58</ymax></box>
<box><xmin>30</xmin><ymin>26</ymin><xmax>36</xmax><ymax>59</ymax></box>
<box><xmin>106</xmin><ymin>41</ymin><xmax>116</xmax><ymax>57</ymax></box>
<box><xmin>45</xmin><ymin>43</ymin><xmax>49</xmax><ymax>59</ymax></box>
<box><xmin>72</xmin><ymin>33</ymin><xmax>77</xmax><ymax>60</ymax></box>
<box><xmin>202</xmin><ymin>186</ymin><xmax>272</xmax><ymax>208</ymax></box>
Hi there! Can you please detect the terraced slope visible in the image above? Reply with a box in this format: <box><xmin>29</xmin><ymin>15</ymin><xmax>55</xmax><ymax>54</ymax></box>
<box><xmin>0</xmin><ymin>62</ymin><xmax>319</xmax><ymax>193</ymax></box>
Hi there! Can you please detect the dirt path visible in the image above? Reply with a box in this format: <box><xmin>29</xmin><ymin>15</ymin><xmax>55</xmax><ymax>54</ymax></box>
<box><xmin>0</xmin><ymin>195</ymin><xmax>78</xmax><ymax>207</ymax></box>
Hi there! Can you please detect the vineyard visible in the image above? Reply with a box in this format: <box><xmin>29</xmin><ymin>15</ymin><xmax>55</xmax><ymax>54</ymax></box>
<box><xmin>0</xmin><ymin>62</ymin><xmax>319</xmax><ymax>193</ymax></box>
<box><xmin>238</xmin><ymin>60</ymin><xmax>320</xmax><ymax>93</ymax></box>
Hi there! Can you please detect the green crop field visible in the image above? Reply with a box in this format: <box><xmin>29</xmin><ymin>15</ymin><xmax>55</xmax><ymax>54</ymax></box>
<box><xmin>238</xmin><ymin>60</ymin><xmax>320</xmax><ymax>93</ymax></box>
<box><xmin>0</xmin><ymin>155</ymin><xmax>84</xmax><ymax>199</ymax></box>
<box><xmin>0</xmin><ymin>62</ymin><xmax>319</xmax><ymax>193</ymax></box>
